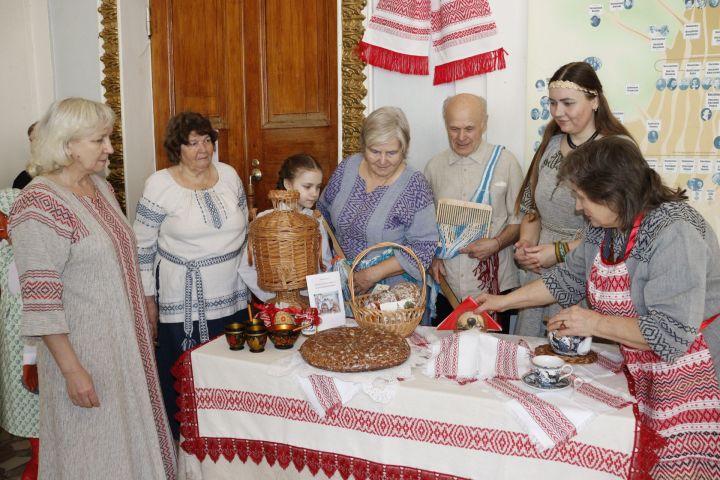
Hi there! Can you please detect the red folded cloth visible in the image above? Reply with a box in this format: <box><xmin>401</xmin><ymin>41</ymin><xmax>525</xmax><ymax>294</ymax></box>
<box><xmin>436</xmin><ymin>296</ymin><xmax>502</xmax><ymax>331</ymax></box>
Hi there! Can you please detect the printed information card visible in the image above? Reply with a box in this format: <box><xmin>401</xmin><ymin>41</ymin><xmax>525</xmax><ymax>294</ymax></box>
<box><xmin>306</xmin><ymin>271</ymin><xmax>346</xmax><ymax>331</ymax></box>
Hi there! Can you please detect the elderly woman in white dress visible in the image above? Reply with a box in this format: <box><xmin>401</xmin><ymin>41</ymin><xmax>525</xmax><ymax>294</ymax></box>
<box><xmin>134</xmin><ymin>111</ymin><xmax>249</xmax><ymax>439</ymax></box>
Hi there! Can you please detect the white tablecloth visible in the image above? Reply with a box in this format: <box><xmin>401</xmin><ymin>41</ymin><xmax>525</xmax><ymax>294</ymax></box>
<box><xmin>176</xmin><ymin>328</ymin><xmax>636</xmax><ymax>479</ymax></box>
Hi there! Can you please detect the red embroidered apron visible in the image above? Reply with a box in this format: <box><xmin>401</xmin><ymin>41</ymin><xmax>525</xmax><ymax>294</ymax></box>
<box><xmin>586</xmin><ymin>217</ymin><xmax>720</xmax><ymax>480</ymax></box>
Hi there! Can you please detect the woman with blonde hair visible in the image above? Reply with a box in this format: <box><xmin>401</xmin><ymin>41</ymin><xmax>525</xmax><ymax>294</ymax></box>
<box><xmin>10</xmin><ymin>97</ymin><xmax>176</xmax><ymax>479</ymax></box>
<box><xmin>318</xmin><ymin>106</ymin><xmax>437</xmax><ymax>299</ymax></box>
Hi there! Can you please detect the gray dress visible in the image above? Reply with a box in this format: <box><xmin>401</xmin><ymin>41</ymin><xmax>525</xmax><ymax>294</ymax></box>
<box><xmin>516</xmin><ymin>135</ymin><xmax>585</xmax><ymax>337</ymax></box>
<box><xmin>9</xmin><ymin>176</ymin><xmax>176</xmax><ymax>479</ymax></box>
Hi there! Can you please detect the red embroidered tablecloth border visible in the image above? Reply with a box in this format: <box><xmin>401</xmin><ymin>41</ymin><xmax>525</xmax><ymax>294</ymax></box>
<box><xmin>172</xmin><ymin>344</ymin><xmax>632</xmax><ymax>479</ymax></box>
<box><xmin>172</xmin><ymin>347</ymin><xmax>466</xmax><ymax>479</ymax></box>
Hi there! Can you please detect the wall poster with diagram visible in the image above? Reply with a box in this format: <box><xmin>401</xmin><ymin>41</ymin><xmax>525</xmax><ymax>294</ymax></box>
<box><xmin>526</xmin><ymin>0</ymin><xmax>720</xmax><ymax>238</ymax></box>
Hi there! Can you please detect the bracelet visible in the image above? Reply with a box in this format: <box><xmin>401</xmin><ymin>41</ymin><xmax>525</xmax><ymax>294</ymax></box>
<box><xmin>493</xmin><ymin>237</ymin><xmax>502</xmax><ymax>251</ymax></box>
<box><xmin>555</xmin><ymin>241</ymin><xmax>570</xmax><ymax>263</ymax></box>
<box><xmin>554</xmin><ymin>241</ymin><xmax>562</xmax><ymax>263</ymax></box>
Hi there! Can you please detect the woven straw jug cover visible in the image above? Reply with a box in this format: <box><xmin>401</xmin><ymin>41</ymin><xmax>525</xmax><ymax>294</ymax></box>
<box><xmin>249</xmin><ymin>190</ymin><xmax>321</xmax><ymax>291</ymax></box>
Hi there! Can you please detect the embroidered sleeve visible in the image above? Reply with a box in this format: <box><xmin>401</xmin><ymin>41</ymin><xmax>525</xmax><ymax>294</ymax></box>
<box><xmin>237</xmin><ymin>176</ymin><xmax>249</xmax><ymax>219</ymax></box>
<box><xmin>519</xmin><ymin>183</ymin><xmax>535</xmax><ymax>215</ymax></box>
<box><xmin>542</xmin><ymin>238</ymin><xmax>592</xmax><ymax>308</ymax></box>
<box><xmin>318</xmin><ymin>158</ymin><xmax>347</xmax><ymax>233</ymax></box>
<box><xmin>133</xmin><ymin>180</ymin><xmax>167</xmax><ymax>296</ymax></box>
<box><xmin>637</xmin><ymin>221</ymin><xmax>708</xmax><ymax>363</ymax></box>
<box><xmin>8</xmin><ymin>186</ymin><xmax>81</xmax><ymax>336</ymax></box>
<box><xmin>388</xmin><ymin>173</ymin><xmax>438</xmax><ymax>280</ymax></box>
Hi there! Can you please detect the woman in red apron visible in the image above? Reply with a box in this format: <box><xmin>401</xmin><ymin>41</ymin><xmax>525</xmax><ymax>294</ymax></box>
<box><xmin>476</xmin><ymin>136</ymin><xmax>720</xmax><ymax>479</ymax></box>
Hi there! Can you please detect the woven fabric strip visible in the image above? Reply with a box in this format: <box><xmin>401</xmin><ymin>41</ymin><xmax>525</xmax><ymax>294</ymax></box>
<box><xmin>158</xmin><ymin>246</ymin><xmax>241</xmax><ymax>350</ymax></box>
<box><xmin>436</xmin><ymin>145</ymin><xmax>504</xmax><ymax>260</ymax></box>
<box><xmin>358</xmin><ymin>0</ymin><xmax>507</xmax><ymax>85</ymax></box>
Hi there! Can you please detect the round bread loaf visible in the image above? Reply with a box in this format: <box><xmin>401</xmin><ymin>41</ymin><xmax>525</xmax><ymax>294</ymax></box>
<box><xmin>299</xmin><ymin>327</ymin><xmax>410</xmax><ymax>372</ymax></box>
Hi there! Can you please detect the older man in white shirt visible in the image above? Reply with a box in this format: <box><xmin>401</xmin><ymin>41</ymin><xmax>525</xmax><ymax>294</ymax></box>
<box><xmin>424</xmin><ymin>93</ymin><xmax>523</xmax><ymax>331</ymax></box>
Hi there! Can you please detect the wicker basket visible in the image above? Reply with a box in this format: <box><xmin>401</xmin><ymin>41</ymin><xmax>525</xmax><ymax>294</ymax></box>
<box><xmin>348</xmin><ymin>242</ymin><xmax>426</xmax><ymax>337</ymax></box>
<box><xmin>248</xmin><ymin>190</ymin><xmax>321</xmax><ymax>306</ymax></box>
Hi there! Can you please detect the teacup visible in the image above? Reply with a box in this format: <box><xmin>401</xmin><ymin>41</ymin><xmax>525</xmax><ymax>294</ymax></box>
<box><xmin>547</xmin><ymin>330</ymin><xmax>592</xmax><ymax>357</ymax></box>
<box><xmin>224</xmin><ymin>322</ymin><xmax>245</xmax><ymax>351</ymax></box>
<box><xmin>531</xmin><ymin>355</ymin><xmax>573</xmax><ymax>387</ymax></box>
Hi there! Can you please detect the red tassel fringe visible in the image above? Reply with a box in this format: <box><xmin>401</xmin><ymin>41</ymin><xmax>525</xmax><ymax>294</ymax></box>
<box><xmin>433</xmin><ymin>48</ymin><xmax>508</xmax><ymax>85</ymax></box>
<box><xmin>356</xmin><ymin>41</ymin><xmax>429</xmax><ymax>75</ymax></box>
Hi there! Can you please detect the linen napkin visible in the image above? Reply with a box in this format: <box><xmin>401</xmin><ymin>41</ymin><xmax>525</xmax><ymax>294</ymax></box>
<box><xmin>486</xmin><ymin>373</ymin><xmax>633</xmax><ymax>451</ymax></box>
<box><xmin>297</xmin><ymin>374</ymin><xmax>362</xmax><ymax>418</ymax></box>
<box><xmin>422</xmin><ymin>329</ymin><xmax>532</xmax><ymax>383</ymax></box>
<box><xmin>569</xmin><ymin>349</ymin><xmax>625</xmax><ymax>380</ymax></box>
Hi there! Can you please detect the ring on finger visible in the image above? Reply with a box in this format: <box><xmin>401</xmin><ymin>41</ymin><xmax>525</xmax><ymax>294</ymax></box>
<box><xmin>560</xmin><ymin>320</ymin><xmax>567</xmax><ymax>329</ymax></box>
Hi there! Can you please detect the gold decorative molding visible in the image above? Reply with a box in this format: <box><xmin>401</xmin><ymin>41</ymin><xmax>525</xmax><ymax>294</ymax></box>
<box><xmin>98</xmin><ymin>0</ymin><xmax>126</xmax><ymax>212</ymax></box>
<box><xmin>341</xmin><ymin>0</ymin><xmax>368</xmax><ymax>159</ymax></box>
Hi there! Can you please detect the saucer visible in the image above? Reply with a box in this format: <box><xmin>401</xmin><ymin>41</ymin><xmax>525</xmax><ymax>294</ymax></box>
<box><xmin>521</xmin><ymin>372</ymin><xmax>571</xmax><ymax>391</ymax></box>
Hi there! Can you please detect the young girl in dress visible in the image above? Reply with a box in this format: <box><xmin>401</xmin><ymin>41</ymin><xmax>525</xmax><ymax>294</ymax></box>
<box><xmin>240</xmin><ymin>153</ymin><xmax>332</xmax><ymax>301</ymax></box>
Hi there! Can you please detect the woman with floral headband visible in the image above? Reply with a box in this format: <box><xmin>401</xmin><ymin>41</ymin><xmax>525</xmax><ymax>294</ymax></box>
<box><xmin>514</xmin><ymin>61</ymin><xmax>635</xmax><ymax>337</ymax></box>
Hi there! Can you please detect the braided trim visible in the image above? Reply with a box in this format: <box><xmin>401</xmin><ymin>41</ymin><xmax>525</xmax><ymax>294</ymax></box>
<box><xmin>549</xmin><ymin>80</ymin><xmax>598</xmax><ymax>96</ymax></box>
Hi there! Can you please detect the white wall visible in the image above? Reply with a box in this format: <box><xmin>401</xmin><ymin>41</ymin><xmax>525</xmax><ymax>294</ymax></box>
<box><xmin>5</xmin><ymin>0</ymin><xmax>531</xmax><ymax>209</ymax></box>
<box><xmin>47</xmin><ymin>0</ymin><xmax>102</xmax><ymax>101</ymax></box>
<box><xmin>117</xmin><ymin>0</ymin><xmax>155</xmax><ymax>221</ymax></box>
<box><xmin>366</xmin><ymin>1</ymin><xmax>530</xmax><ymax>172</ymax></box>
<box><xmin>0</xmin><ymin>0</ymin><xmax>54</xmax><ymax>189</ymax></box>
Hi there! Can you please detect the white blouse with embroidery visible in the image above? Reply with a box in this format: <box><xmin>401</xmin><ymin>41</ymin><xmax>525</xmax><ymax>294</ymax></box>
<box><xmin>134</xmin><ymin>162</ymin><xmax>249</xmax><ymax>324</ymax></box>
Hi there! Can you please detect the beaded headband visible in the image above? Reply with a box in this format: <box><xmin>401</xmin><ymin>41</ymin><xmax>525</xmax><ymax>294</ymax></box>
<box><xmin>548</xmin><ymin>80</ymin><xmax>598</xmax><ymax>96</ymax></box>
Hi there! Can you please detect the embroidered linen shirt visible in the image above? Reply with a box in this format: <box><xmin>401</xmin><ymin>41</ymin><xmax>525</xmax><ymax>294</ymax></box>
<box><xmin>318</xmin><ymin>154</ymin><xmax>437</xmax><ymax>282</ymax></box>
<box><xmin>134</xmin><ymin>162</ymin><xmax>249</xmax><ymax>324</ymax></box>
<box><xmin>424</xmin><ymin>143</ymin><xmax>523</xmax><ymax>297</ymax></box>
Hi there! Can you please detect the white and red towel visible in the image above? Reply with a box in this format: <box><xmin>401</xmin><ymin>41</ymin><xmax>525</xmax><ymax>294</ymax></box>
<box><xmin>297</xmin><ymin>375</ymin><xmax>362</xmax><ymax>418</ymax></box>
<box><xmin>486</xmin><ymin>376</ymin><xmax>633</xmax><ymax>451</ymax></box>
<box><xmin>423</xmin><ymin>329</ymin><xmax>532</xmax><ymax>383</ymax></box>
<box><xmin>358</xmin><ymin>0</ymin><xmax>507</xmax><ymax>85</ymax></box>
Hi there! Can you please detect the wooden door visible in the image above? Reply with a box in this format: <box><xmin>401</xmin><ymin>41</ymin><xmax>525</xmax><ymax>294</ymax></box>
<box><xmin>150</xmin><ymin>0</ymin><xmax>338</xmax><ymax>212</ymax></box>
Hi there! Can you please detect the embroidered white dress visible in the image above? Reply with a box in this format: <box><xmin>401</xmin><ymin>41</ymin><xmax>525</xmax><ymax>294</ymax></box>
<box><xmin>134</xmin><ymin>162</ymin><xmax>249</xmax><ymax>330</ymax></box>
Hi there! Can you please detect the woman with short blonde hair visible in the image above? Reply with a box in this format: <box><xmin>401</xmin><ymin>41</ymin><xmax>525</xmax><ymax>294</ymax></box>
<box><xmin>27</xmin><ymin>98</ymin><xmax>115</xmax><ymax>177</ymax></box>
<box><xmin>319</xmin><ymin>106</ymin><xmax>436</xmax><ymax>303</ymax></box>
<box><xmin>360</xmin><ymin>106</ymin><xmax>411</xmax><ymax>159</ymax></box>
<box><xmin>10</xmin><ymin>97</ymin><xmax>176</xmax><ymax>479</ymax></box>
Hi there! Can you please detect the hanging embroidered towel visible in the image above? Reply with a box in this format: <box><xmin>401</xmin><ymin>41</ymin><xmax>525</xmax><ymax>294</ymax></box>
<box><xmin>357</xmin><ymin>0</ymin><xmax>507</xmax><ymax>85</ymax></box>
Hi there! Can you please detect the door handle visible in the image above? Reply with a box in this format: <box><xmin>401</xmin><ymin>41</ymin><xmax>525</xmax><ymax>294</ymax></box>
<box><xmin>250</xmin><ymin>159</ymin><xmax>262</xmax><ymax>183</ymax></box>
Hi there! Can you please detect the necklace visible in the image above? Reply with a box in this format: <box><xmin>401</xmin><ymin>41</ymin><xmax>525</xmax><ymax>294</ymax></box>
<box><xmin>567</xmin><ymin>130</ymin><xmax>599</xmax><ymax>149</ymax></box>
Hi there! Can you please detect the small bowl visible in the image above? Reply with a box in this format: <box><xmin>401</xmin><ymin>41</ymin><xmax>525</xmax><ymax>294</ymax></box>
<box><xmin>224</xmin><ymin>322</ymin><xmax>245</xmax><ymax>351</ymax></box>
<box><xmin>268</xmin><ymin>323</ymin><xmax>301</xmax><ymax>350</ymax></box>
<box><xmin>245</xmin><ymin>324</ymin><xmax>268</xmax><ymax>353</ymax></box>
